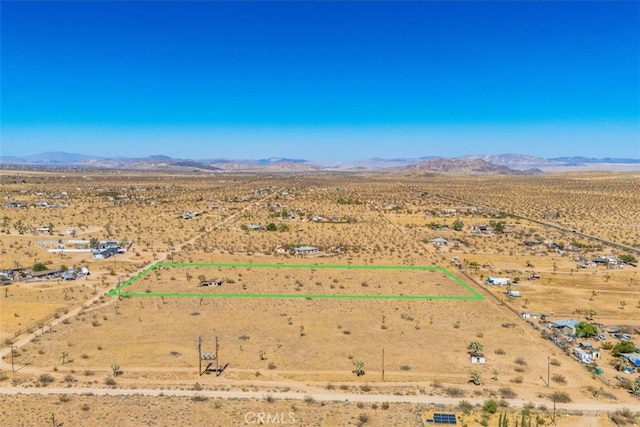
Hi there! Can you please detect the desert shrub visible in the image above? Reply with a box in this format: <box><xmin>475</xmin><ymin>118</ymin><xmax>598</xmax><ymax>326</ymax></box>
<box><xmin>609</xmin><ymin>408</ymin><xmax>638</xmax><ymax>426</ymax></box>
<box><xmin>268</xmin><ymin>362</ymin><xmax>277</xmax><ymax>370</ymax></box>
<box><xmin>551</xmin><ymin>373</ymin><xmax>566</xmax><ymax>384</ymax></box>
<box><xmin>381</xmin><ymin>402</ymin><xmax>390</xmax><ymax>410</ymax></box>
<box><xmin>549</xmin><ymin>358</ymin><xmax>561</xmax><ymax>366</ymax></box>
<box><xmin>499</xmin><ymin>387</ymin><xmax>517</xmax><ymax>399</ymax></box>
<box><xmin>445</xmin><ymin>387</ymin><xmax>465</xmax><ymax>397</ymax></box>
<box><xmin>458</xmin><ymin>400</ymin><xmax>473</xmax><ymax>414</ymax></box>
<box><xmin>359</xmin><ymin>384</ymin><xmax>371</xmax><ymax>392</ymax></box>
<box><xmin>483</xmin><ymin>399</ymin><xmax>498</xmax><ymax>414</ymax></box>
<box><xmin>495</xmin><ymin>348</ymin><xmax>506</xmax><ymax>355</ymax></box>
<box><xmin>104</xmin><ymin>377</ymin><xmax>116</xmax><ymax>387</ymax></box>
<box><xmin>514</xmin><ymin>357</ymin><xmax>527</xmax><ymax>366</ymax></box>
<box><xmin>39</xmin><ymin>374</ymin><xmax>54</xmax><ymax>384</ymax></box>
<box><xmin>550</xmin><ymin>391</ymin><xmax>571</xmax><ymax>403</ymax></box>
<box><xmin>511</xmin><ymin>376</ymin><xmax>524</xmax><ymax>384</ymax></box>
<box><xmin>358</xmin><ymin>414</ymin><xmax>369</xmax><ymax>424</ymax></box>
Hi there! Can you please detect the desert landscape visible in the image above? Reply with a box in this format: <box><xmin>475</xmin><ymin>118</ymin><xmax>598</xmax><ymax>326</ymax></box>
<box><xmin>0</xmin><ymin>169</ymin><xmax>638</xmax><ymax>426</ymax></box>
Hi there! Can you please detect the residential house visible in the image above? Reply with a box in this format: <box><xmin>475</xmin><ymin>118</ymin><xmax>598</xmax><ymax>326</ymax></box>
<box><xmin>430</xmin><ymin>237</ymin><xmax>448</xmax><ymax>246</ymax></box>
<box><xmin>573</xmin><ymin>347</ymin><xmax>591</xmax><ymax>364</ymax></box>
<box><xmin>486</xmin><ymin>277</ymin><xmax>509</xmax><ymax>286</ymax></box>
<box><xmin>553</xmin><ymin>319</ymin><xmax>578</xmax><ymax>336</ymax></box>
<box><xmin>294</xmin><ymin>246</ymin><xmax>319</xmax><ymax>255</ymax></box>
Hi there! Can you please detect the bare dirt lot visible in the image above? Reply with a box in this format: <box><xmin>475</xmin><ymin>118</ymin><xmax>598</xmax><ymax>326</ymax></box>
<box><xmin>1</xmin><ymin>170</ymin><xmax>639</xmax><ymax>425</ymax></box>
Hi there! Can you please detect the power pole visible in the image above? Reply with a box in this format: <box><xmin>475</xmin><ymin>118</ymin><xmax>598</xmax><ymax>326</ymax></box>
<box><xmin>381</xmin><ymin>348</ymin><xmax>385</xmax><ymax>382</ymax></box>
<box><xmin>547</xmin><ymin>356</ymin><xmax>550</xmax><ymax>387</ymax></box>
<box><xmin>197</xmin><ymin>336</ymin><xmax>202</xmax><ymax>376</ymax></box>
<box><xmin>215</xmin><ymin>336</ymin><xmax>219</xmax><ymax>374</ymax></box>
<box><xmin>10</xmin><ymin>344</ymin><xmax>15</xmax><ymax>372</ymax></box>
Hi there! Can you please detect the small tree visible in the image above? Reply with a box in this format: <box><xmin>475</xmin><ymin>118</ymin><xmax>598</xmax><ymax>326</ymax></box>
<box><xmin>33</xmin><ymin>262</ymin><xmax>47</xmax><ymax>272</ymax></box>
<box><xmin>111</xmin><ymin>362</ymin><xmax>120</xmax><ymax>377</ymax></box>
<box><xmin>575</xmin><ymin>322</ymin><xmax>597</xmax><ymax>338</ymax></box>
<box><xmin>452</xmin><ymin>219</ymin><xmax>464</xmax><ymax>231</ymax></box>
<box><xmin>470</xmin><ymin>370</ymin><xmax>483</xmax><ymax>385</ymax></box>
<box><xmin>631</xmin><ymin>376</ymin><xmax>640</xmax><ymax>396</ymax></box>
<box><xmin>89</xmin><ymin>238</ymin><xmax>99</xmax><ymax>249</ymax></box>
<box><xmin>352</xmin><ymin>359</ymin><xmax>365</xmax><ymax>377</ymax></box>
<box><xmin>266</xmin><ymin>223</ymin><xmax>277</xmax><ymax>232</ymax></box>
<box><xmin>619</xmin><ymin>254</ymin><xmax>638</xmax><ymax>264</ymax></box>
<box><xmin>612</xmin><ymin>340</ymin><xmax>635</xmax><ymax>356</ymax></box>
<box><xmin>468</xmin><ymin>341</ymin><xmax>484</xmax><ymax>357</ymax></box>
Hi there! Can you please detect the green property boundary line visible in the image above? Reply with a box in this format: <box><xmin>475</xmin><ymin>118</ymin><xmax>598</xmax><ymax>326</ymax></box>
<box><xmin>107</xmin><ymin>262</ymin><xmax>484</xmax><ymax>301</ymax></box>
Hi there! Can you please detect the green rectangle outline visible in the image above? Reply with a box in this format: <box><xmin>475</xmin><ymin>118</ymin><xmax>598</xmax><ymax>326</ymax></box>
<box><xmin>107</xmin><ymin>262</ymin><xmax>483</xmax><ymax>301</ymax></box>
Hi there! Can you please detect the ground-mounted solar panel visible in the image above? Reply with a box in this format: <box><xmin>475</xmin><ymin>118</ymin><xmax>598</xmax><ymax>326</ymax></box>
<box><xmin>432</xmin><ymin>413</ymin><xmax>457</xmax><ymax>424</ymax></box>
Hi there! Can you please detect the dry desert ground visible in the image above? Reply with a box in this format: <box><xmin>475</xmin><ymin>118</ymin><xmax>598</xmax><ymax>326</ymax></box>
<box><xmin>0</xmin><ymin>170</ymin><xmax>639</xmax><ymax>426</ymax></box>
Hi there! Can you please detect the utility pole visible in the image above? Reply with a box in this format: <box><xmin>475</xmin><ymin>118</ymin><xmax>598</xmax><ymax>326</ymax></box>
<box><xmin>197</xmin><ymin>336</ymin><xmax>202</xmax><ymax>376</ymax></box>
<box><xmin>547</xmin><ymin>356</ymin><xmax>550</xmax><ymax>387</ymax></box>
<box><xmin>381</xmin><ymin>348</ymin><xmax>385</xmax><ymax>382</ymax></box>
<box><xmin>215</xmin><ymin>336</ymin><xmax>219</xmax><ymax>374</ymax></box>
<box><xmin>10</xmin><ymin>344</ymin><xmax>15</xmax><ymax>372</ymax></box>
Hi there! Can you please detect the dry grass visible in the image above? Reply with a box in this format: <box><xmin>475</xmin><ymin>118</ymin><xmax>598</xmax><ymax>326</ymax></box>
<box><xmin>1</xmin><ymin>170</ymin><xmax>639</xmax><ymax>422</ymax></box>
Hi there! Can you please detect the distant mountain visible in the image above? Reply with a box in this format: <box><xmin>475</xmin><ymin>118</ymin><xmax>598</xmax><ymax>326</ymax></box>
<box><xmin>0</xmin><ymin>151</ymin><xmax>97</xmax><ymax>165</ymax></box>
<box><xmin>550</xmin><ymin>156</ymin><xmax>640</xmax><ymax>165</ymax></box>
<box><xmin>463</xmin><ymin>154</ymin><xmax>561</xmax><ymax>170</ymax></box>
<box><xmin>1</xmin><ymin>151</ymin><xmax>638</xmax><ymax>172</ymax></box>
<box><xmin>406</xmin><ymin>158</ymin><xmax>542</xmax><ymax>175</ymax></box>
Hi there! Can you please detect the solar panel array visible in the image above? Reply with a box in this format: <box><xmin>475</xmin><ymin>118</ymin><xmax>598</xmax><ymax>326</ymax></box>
<box><xmin>426</xmin><ymin>413</ymin><xmax>457</xmax><ymax>424</ymax></box>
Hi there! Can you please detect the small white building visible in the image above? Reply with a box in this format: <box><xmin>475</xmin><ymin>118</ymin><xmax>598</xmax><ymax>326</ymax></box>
<box><xmin>294</xmin><ymin>246</ymin><xmax>319</xmax><ymax>255</ymax></box>
<box><xmin>487</xmin><ymin>277</ymin><xmax>509</xmax><ymax>286</ymax></box>
<box><xmin>573</xmin><ymin>347</ymin><xmax>591</xmax><ymax>364</ymax></box>
<box><xmin>470</xmin><ymin>354</ymin><xmax>486</xmax><ymax>364</ymax></box>
<box><xmin>430</xmin><ymin>237</ymin><xmax>448</xmax><ymax>246</ymax></box>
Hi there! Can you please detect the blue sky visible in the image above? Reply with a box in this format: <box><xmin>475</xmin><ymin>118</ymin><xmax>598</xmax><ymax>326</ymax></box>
<box><xmin>2</xmin><ymin>1</ymin><xmax>639</xmax><ymax>161</ymax></box>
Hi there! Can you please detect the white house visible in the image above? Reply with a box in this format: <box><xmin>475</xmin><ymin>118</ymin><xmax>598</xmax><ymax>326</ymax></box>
<box><xmin>573</xmin><ymin>347</ymin><xmax>591</xmax><ymax>364</ymax></box>
<box><xmin>430</xmin><ymin>237</ymin><xmax>448</xmax><ymax>246</ymax></box>
<box><xmin>487</xmin><ymin>277</ymin><xmax>509</xmax><ymax>286</ymax></box>
<box><xmin>294</xmin><ymin>246</ymin><xmax>319</xmax><ymax>255</ymax></box>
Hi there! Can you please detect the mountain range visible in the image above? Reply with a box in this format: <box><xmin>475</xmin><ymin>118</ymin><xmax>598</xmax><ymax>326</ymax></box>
<box><xmin>1</xmin><ymin>152</ymin><xmax>638</xmax><ymax>174</ymax></box>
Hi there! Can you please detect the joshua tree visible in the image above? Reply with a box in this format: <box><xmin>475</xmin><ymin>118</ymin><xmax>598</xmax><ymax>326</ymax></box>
<box><xmin>468</xmin><ymin>341</ymin><xmax>484</xmax><ymax>357</ymax></box>
<box><xmin>111</xmin><ymin>362</ymin><xmax>121</xmax><ymax>377</ymax></box>
<box><xmin>352</xmin><ymin>359</ymin><xmax>365</xmax><ymax>377</ymax></box>
<box><xmin>470</xmin><ymin>370</ymin><xmax>483</xmax><ymax>385</ymax></box>
<box><xmin>61</xmin><ymin>351</ymin><xmax>69</xmax><ymax>365</ymax></box>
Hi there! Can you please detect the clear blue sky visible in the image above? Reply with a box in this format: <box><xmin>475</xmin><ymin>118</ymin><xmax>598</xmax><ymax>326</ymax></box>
<box><xmin>2</xmin><ymin>1</ymin><xmax>639</xmax><ymax>161</ymax></box>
